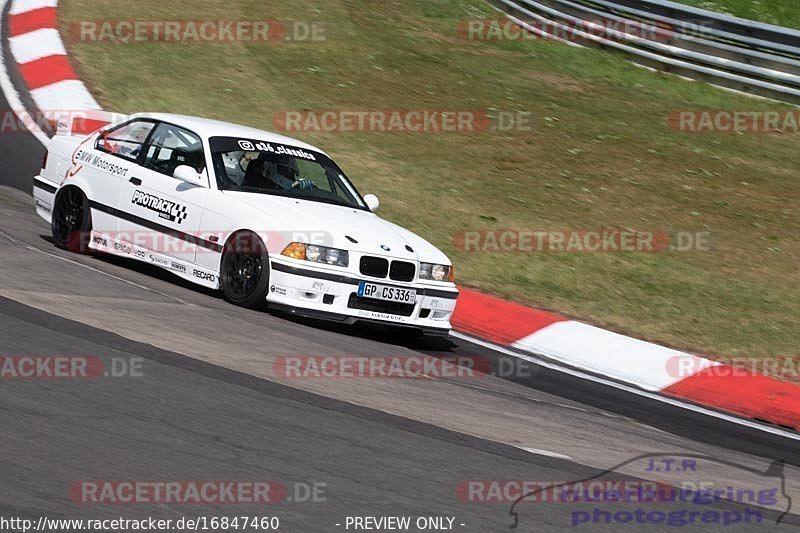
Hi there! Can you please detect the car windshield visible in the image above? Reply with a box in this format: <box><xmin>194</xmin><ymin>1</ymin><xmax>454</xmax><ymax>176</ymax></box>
<box><xmin>210</xmin><ymin>136</ymin><xmax>367</xmax><ymax>210</ymax></box>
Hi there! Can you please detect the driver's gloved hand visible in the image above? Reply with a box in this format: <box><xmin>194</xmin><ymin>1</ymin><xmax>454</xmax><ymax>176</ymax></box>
<box><xmin>292</xmin><ymin>179</ymin><xmax>314</xmax><ymax>190</ymax></box>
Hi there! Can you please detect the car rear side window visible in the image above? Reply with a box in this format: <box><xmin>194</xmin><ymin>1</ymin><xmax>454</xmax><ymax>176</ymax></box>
<box><xmin>142</xmin><ymin>123</ymin><xmax>205</xmax><ymax>178</ymax></box>
<box><xmin>95</xmin><ymin>120</ymin><xmax>155</xmax><ymax>162</ymax></box>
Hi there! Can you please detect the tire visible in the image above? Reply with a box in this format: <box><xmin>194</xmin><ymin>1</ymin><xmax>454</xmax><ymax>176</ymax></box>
<box><xmin>220</xmin><ymin>231</ymin><xmax>270</xmax><ymax>308</ymax></box>
<box><xmin>51</xmin><ymin>186</ymin><xmax>92</xmax><ymax>253</ymax></box>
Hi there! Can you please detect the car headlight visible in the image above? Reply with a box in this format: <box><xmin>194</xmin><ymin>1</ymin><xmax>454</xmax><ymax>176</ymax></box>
<box><xmin>281</xmin><ymin>243</ymin><xmax>349</xmax><ymax>267</ymax></box>
<box><xmin>419</xmin><ymin>263</ymin><xmax>454</xmax><ymax>282</ymax></box>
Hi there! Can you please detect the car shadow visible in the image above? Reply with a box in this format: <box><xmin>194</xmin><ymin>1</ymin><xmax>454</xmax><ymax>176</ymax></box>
<box><xmin>38</xmin><ymin>234</ymin><xmax>457</xmax><ymax>352</ymax></box>
<box><xmin>271</xmin><ymin>310</ymin><xmax>456</xmax><ymax>351</ymax></box>
<box><xmin>38</xmin><ymin>234</ymin><xmax>221</xmax><ymax>298</ymax></box>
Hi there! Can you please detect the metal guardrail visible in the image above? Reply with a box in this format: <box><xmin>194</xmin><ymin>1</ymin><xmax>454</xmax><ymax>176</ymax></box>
<box><xmin>488</xmin><ymin>0</ymin><xmax>800</xmax><ymax>104</ymax></box>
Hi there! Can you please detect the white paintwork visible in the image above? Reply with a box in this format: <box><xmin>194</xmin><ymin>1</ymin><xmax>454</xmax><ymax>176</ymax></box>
<box><xmin>36</xmin><ymin>112</ymin><xmax>458</xmax><ymax>330</ymax></box>
<box><xmin>513</xmin><ymin>320</ymin><xmax>718</xmax><ymax>391</ymax></box>
<box><xmin>173</xmin><ymin>165</ymin><xmax>206</xmax><ymax>187</ymax></box>
<box><xmin>9</xmin><ymin>28</ymin><xmax>65</xmax><ymax>64</ymax></box>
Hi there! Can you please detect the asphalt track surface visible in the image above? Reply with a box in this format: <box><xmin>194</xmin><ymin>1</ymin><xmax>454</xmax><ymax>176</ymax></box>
<box><xmin>1</xmin><ymin>92</ymin><xmax>800</xmax><ymax>531</ymax></box>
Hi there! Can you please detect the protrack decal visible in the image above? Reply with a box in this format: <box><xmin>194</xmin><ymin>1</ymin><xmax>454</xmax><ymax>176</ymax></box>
<box><xmin>131</xmin><ymin>191</ymin><xmax>188</xmax><ymax>224</ymax></box>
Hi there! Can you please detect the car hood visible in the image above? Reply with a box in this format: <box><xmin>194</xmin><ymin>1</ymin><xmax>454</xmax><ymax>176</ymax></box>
<box><xmin>226</xmin><ymin>192</ymin><xmax>450</xmax><ymax>264</ymax></box>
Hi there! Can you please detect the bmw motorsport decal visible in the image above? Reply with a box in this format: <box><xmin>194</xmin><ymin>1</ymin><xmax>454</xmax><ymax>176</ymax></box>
<box><xmin>131</xmin><ymin>190</ymin><xmax>188</xmax><ymax>224</ymax></box>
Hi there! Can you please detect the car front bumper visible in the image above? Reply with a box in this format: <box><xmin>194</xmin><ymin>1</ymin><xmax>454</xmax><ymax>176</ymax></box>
<box><xmin>266</xmin><ymin>259</ymin><xmax>458</xmax><ymax>334</ymax></box>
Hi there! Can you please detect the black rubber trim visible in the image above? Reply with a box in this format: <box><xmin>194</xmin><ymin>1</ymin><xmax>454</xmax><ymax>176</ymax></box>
<box><xmin>268</xmin><ymin>302</ymin><xmax>451</xmax><ymax>336</ymax></box>
<box><xmin>270</xmin><ymin>262</ymin><xmax>458</xmax><ymax>299</ymax></box>
<box><xmin>88</xmin><ymin>200</ymin><xmax>223</xmax><ymax>252</ymax></box>
<box><xmin>33</xmin><ymin>178</ymin><xmax>57</xmax><ymax>194</ymax></box>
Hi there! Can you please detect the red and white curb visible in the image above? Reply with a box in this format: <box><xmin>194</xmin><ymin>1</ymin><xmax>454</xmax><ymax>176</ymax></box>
<box><xmin>3</xmin><ymin>0</ymin><xmax>799</xmax><ymax>437</ymax></box>
<box><xmin>9</xmin><ymin>0</ymin><xmax>98</xmax><ymax>112</ymax></box>
<box><xmin>452</xmin><ymin>288</ymin><xmax>800</xmax><ymax>432</ymax></box>
<box><xmin>3</xmin><ymin>0</ymin><xmax>110</xmax><ymax>142</ymax></box>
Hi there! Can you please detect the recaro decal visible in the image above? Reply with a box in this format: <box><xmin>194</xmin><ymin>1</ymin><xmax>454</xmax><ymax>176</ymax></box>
<box><xmin>193</xmin><ymin>269</ymin><xmax>216</xmax><ymax>283</ymax></box>
<box><xmin>131</xmin><ymin>191</ymin><xmax>188</xmax><ymax>224</ymax></box>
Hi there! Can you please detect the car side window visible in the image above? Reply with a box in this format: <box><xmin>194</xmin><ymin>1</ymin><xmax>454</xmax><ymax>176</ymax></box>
<box><xmin>95</xmin><ymin>120</ymin><xmax>155</xmax><ymax>162</ymax></box>
<box><xmin>142</xmin><ymin>123</ymin><xmax>205</xmax><ymax>178</ymax></box>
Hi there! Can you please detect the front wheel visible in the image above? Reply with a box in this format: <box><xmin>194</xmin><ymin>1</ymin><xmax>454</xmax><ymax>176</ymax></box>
<box><xmin>220</xmin><ymin>231</ymin><xmax>270</xmax><ymax>308</ymax></box>
<box><xmin>51</xmin><ymin>187</ymin><xmax>92</xmax><ymax>253</ymax></box>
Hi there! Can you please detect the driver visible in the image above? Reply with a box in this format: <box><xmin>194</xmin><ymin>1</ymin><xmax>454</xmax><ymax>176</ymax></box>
<box><xmin>264</xmin><ymin>157</ymin><xmax>314</xmax><ymax>190</ymax></box>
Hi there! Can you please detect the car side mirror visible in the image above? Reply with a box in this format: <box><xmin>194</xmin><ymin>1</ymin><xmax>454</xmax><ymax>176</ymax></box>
<box><xmin>173</xmin><ymin>165</ymin><xmax>206</xmax><ymax>187</ymax></box>
<box><xmin>364</xmin><ymin>194</ymin><xmax>380</xmax><ymax>212</ymax></box>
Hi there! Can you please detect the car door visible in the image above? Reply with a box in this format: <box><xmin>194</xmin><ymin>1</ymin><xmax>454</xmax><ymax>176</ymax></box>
<box><xmin>73</xmin><ymin>119</ymin><xmax>156</xmax><ymax>237</ymax></box>
<box><xmin>116</xmin><ymin>121</ymin><xmax>210</xmax><ymax>271</ymax></box>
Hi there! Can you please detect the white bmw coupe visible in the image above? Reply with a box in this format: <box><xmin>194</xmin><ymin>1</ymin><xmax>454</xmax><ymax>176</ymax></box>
<box><xmin>33</xmin><ymin>113</ymin><xmax>458</xmax><ymax>335</ymax></box>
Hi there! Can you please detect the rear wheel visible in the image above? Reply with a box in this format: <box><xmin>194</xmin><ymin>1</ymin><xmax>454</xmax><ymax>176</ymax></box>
<box><xmin>51</xmin><ymin>187</ymin><xmax>92</xmax><ymax>253</ymax></box>
<box><xmin>220</xmin><ymin>231</ymin><xmax>270</xmax><ymax>308</ymax></box>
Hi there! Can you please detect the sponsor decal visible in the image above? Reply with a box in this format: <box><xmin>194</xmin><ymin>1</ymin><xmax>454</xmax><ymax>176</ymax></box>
<box><xmin>357</xmin><ymin>310</ymin><xmax>403</xmax><ymax>322</ymax></box>
<box><xmin>171</xmin><ymin>262</ymin><xmax>187</xmax><ymax>274</ymax></box>
<box><xmin>193</xmin><ymin>269</ymin><xmax>217</xmax><ymax>283</ymax></box>
<box><xmin>114</xmin><ymin>242</ymin><xmax>132</xmax><ymax>255</ymax></box>
<box><xmin>134</xmin><ymin>249</ymin><xmax>146</xmax><ymax>259</ymax></box>
<box><xmin>270</xmin><ymin>285</ymin><xmax>287</xmax><ymax>296</ymax></box>
<box><xmin>131</xmin><ymin>190</ymin><xmax>188</xmax><ymax>224</ymax></box>
<box><xmin>149</xmin><ymin>254</ymin><xmax>170</xmax><ymax>267</ymax></box>
<box><xmin>236</xmin><ymin>139</ymin><xmax>316</xmax><ymax>161</ymax></box>
<box><xmin>73</xmin><ymin>149</ymin><xmax>130</xmax><ymax>178</ymax></box>
<box><xmin>93</xmin><ymin>235</ymin><xmax>109</xmax><ymax>247</ymax></box>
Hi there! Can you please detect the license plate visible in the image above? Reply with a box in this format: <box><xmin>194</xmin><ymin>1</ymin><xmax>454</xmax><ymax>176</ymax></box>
<box><xmin>358</xmin><ymin>281</ymin><xmax>417</xmax><ymax>304</ymax></box>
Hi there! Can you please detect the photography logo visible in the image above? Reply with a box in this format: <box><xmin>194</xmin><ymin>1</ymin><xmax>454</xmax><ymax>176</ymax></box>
<box><xmin>508</xmin><ymin>453</ymin><xmax>791</xmax><ymax>529</ymax></box>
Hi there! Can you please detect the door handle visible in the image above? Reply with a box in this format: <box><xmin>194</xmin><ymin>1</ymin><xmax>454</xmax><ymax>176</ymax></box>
<box><xmin>129</xmin><ymin>177</ymin><xmax>142</xmax><ymax>186</ymax></box>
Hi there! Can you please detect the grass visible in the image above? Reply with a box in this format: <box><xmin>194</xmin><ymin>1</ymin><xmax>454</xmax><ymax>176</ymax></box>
<box><xmin>59</xmin><ymin>0</ymin><xmax>799</xmax><ymax>368</ymax></box>
<box><xmin>672</xmin><ymin>0</ymin><xmax>800</xmax><ymax>28</ymax></box>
